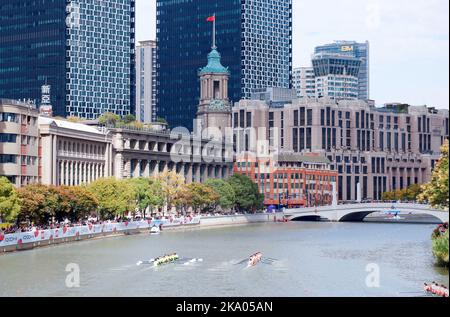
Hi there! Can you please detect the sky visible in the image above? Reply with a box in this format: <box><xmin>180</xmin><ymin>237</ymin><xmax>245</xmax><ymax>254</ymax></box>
<box><xmin>136</xmin><ymin>0</ymin><xmax>449</xmax><ymax>109</ymax></box>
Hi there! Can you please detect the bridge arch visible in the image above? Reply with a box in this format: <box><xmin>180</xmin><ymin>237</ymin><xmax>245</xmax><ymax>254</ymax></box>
<box><xmin>338</xmin><ymin>210</ymin><xmax>446</xmax><ymax>223</ymax></box>
<box><xmin>291</xmin><ymin>215</ymin><xmax>322</xmax><ymax>222</ymax></box>
<box><xmin>285</xmin><ymin>203</ymin><xmax>449</xmax><ymax>224</ymax></box>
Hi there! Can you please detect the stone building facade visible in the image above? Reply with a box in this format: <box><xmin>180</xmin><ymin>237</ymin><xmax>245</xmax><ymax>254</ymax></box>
<box><xmin>233</xmin><ymin>97</ymin><xmax>449</xmax><ymax>202</ymax></box>
<box><xmin>38</xmin><ymin>117</ymin><xmax>113</xmax><ymax>186</ymax></box>
<box><xmin>0</xmin><ymin>99</ymin><xmax>39</xmax><ymax>187</ymax></box>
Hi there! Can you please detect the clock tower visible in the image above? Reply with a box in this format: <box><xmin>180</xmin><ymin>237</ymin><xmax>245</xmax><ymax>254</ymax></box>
<box><xmin>196</xmin><ymin>45</ymin><xmax>232</xmax><ymax>136</ymax></box>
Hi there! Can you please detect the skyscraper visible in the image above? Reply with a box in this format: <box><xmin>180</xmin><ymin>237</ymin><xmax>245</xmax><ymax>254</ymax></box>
<box><xmin>0</xmin><ymin>0</ymin><xmax>135</xmax><ymax>119</ymax></box>
<box><xmin>312</xmin><ymin>53</ymin><xmax>362</xmax><ymax>100</ymax></box>
<box><xmin>292</xmin><ymin>67</ymin><xmax>316</xmax><ymax>98</ymax></box>
<box><xmin>136</xmin><ymin>40</ymin><xmax>157</xmax><ymax>123</ymax></box>
<box><xmin>156</xmin><ymin>0</ymin><xmax>292</xmax><ymax>130</ymax></box>
<box><xmin>314</xmin><ymin>41</ymin><xmax>370</xmax><ymax>100</ymax></box>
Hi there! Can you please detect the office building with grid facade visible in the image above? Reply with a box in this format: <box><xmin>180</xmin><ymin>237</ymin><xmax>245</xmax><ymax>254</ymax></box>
<box><xmin>315</xmin><ymin>41</ymin><xmax>370</xmax><ymax>100</ymax></box>
<box><xmin>156</xmin><ymin>0</ymin><xmax>292</xmax><ymax>130</ymax></box>
<box><xmin>0</xmin><ymin>0</ymin><xmax>135</xmax><ymax>119</ymax></box>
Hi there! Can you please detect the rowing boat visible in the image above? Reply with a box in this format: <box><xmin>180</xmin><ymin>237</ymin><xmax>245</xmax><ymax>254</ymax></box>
<box><xmin>153</xmin><ymin>254</ymin><xmax>179</xmax><ymax>266</ymax></box>
<box><xmin>247</xmin><ymin>252</ymin><xmax>263</xmax><ymax>267</ymax></box>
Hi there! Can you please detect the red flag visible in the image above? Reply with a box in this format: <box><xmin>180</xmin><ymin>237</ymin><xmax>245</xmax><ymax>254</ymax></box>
<box><xmin>206</xmin><ymin>16</ymin><xmax>215</xmax><ymax>22</ymax></box>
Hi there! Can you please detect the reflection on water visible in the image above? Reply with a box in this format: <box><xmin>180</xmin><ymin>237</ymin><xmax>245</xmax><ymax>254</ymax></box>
<box><xmin>0</xmin><ymin>221</ymin><xmax>448</xmax><ymax>297</ymax></box>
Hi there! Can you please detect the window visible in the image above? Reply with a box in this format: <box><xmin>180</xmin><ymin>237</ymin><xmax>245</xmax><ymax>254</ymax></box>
<box><xmin>300</xmin><ymin>108</ymin><xmax>305</xmax><ymax>126</ymax></box>
<box><xmin>0</xmin><ymin>113</ymin><xmax>19</xmax><ymax>123</ymax></box>
<box><xmin>0</xmin><ymin>154</ymin><xmax>17</xmax><ymax>164</ymax></box>
<box><xmin>239</xmin><ymin>110</ymin><xmax>245</xmax><ymax>128</ymax></box>
<box><xmin>246</xmin><ymin>112</ymin><xmax>252</xmax><ymax>128</ymax></box>
<box><xmin>0</xmin><ymin>134</ymin><xmax>17</xmax><ymax>143</ymax></box>
<box><xmin>213</xmin><ymin>81</ymin><xmax>220</xmax><ymax>99</ymax></box>
<box><xmin>307</xmin><ymin>109</ymin><xmax>313</xmax><ymax>126</ymax></box>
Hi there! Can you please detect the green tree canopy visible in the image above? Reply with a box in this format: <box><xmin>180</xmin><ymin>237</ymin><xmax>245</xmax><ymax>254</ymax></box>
<box><xmin>0</xmin><ymin>177</ymin><xmax>21</xmax><ymax>223</ymax></box>
<box><xmin>382</xmin><ymin>184</ymin><xmax>422</xmax><ymax>202</ymax></box>
<box><xmin>16</xmin><ymin>184</ymin><xmax>54</xmax><ymax>225</ymax></box>
<box><xmin>227</xmin><ymin>174</ymin><xmax>264</xmax><ymax>213</ymax></box>
<box><xmin>88</xmin><ymin>178</ymin><xmax>135</xmax><ymax>219</ymax></box>
<box><xmin>181</xmin><ymin>183</ymin><xmax>219</xmax><ymax>213</ymax></box>
<box><xmin>419</xmin><ymin>140</ymin><xmax>449</xmax><ymax>209</ymax></box>
<box><xmin>205</xmin><ymin>178</ymin><xmax>236</xmax><ymax>211</ymax></box>
<box><xmin>63</xmin><ymin>186</ymin><xmax>98</xmax><ymax>222</ymax></box>
<box><xmin>122</xmin><ymin>114</ymin><xmax>136</xmax><ymax>124</ymax></box>
<box><xmin>147</xmin><ymin>178</ymin><xmax>165</xmax><ymax>214</ymax></box>
<box><xmin>153</xmin><ymin>170</ymin><xmax>185</xmax><ymax>212</ymax></box>
<box><xmin>66</xmin><ymin>116</ymin><xmax>84</xmax><ymax>123</ymax></box>
<box><xmin>98</xmin><ymin>112</ymin><xmax>121</xmax><ymax>126</ymax></box>
<box><xmin>128</xmin><ymin>178</ymin><xmax>151</xmax><ymax>215</ymax></box>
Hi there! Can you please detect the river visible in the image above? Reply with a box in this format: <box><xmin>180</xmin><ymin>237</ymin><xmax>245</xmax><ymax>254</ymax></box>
<box><xmin>0</xmin><ymin>221</ymin><xmax>448</xmax><ymax>297</ymax></box>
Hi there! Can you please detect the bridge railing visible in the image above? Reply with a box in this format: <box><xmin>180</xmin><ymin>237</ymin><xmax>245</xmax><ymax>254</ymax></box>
<box><xmin>285</xmin><ymin>202</ymin><xmax>444</xmax><ymax>213</ymax></box>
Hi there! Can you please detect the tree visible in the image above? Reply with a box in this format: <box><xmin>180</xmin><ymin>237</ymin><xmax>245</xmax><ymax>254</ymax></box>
<box><xmin>0</xmin><ymin>177</ymin><xmax>21</xmax><ymax>223</ymax></box>
<box><xmin>88</xmin><ymin>178</ymin><xmax>135</xmax><ymax>219</ymax></box>
<box><xmin>181</xmin><ymin>183</ymin><xmax>219</xmax><ymax>213</ymax></box>
<box><xmin>382</xmin><ymin>184</ymin><xmax>422</xmax><ymax>202</ymax></box>
<box><xmin>122</xmin><ymin>114</ymin><xmax>136</xmax><ymax>124</ymax></box>
<box><xmin>128</xmin><ymin>178</ymin><xmax>154</xmax><ymax>217</ymax></box>
<box><xmin>419</xmin><ymin>140</ymin><xmax>449</xmax><ymax>209</ymax></box>
<box><xmin>64</xmin><ymin>186</ymin><xmax>98</xmax><ymax>222</ymax></box>
<box><xmin>205</xmin><ymin>178</ymin><xmax>236</xmax><ymax>211</ymax></box>
<box><xmin>405</xmin><ymin>184</ymin><xmax>421</xmax><ymax>202</ymax></box>
<box><xmin>147</xmin><ymin>178</ymin><xmax>165</xmax><ymax>216</ymax></box>
<box><xmin>153</xmin><ymin>170</ymin><xmax>185</xmax><ymax>214</ymax></box>
<box><xmin>98</xmin><ymin>112</ymin><xmax>121</xmax><ymax>126</ymax></box>
<box><xmin>16</xmin><ymin>184</ymin><xmax>54</xmax><ymax>225</ymax></box>
<box><xmin>66</xmin><ymin>116</ymin><xmax>84</xmax><ymax>123</ymax></box>
<box><xmin>156</xmin><ymin>117</ymin><xmax>167</xmax><ymax>124</ymax></box>
<box><xmin>227</xmin><ymin>174</ymin><xmax>264</xmax><ymax>213</ymax></box>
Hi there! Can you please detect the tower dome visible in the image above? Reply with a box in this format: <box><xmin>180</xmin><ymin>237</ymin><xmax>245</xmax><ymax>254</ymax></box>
<box><xmin>199</xmin><ymin>48</ymin><xmax>229</xmax><ymax>75</ymax></box>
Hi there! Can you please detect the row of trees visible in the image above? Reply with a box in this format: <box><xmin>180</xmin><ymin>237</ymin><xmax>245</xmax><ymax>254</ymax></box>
<box><xmin>381</xmin><ymin>184</ymin><xmax>422</xmax><ymax>202</ymax></box>
<box><xmin>417</xmin><ymin>140</ymin><xmax>449</xmax><ymax>267</ymax></box>
<box><xmin>418</xmin><ymin>140</ymin><xmax>449</xmax><ymax>210</ymax></box>
<box><xmin>0</xmin><ymin>171</ymin><xmax>264</xmax><ymax>226</ymax></box>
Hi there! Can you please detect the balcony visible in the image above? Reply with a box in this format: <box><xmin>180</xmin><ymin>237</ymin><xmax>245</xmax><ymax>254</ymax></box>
<box><xmin>58</xmin><ymin>151</ymin><xmax>105</xmax><ymax>161</ymax></box>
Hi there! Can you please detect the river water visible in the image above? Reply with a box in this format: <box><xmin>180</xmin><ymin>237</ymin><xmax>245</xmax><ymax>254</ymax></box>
<box><xmin>0</xmin><ymin>221</ymin><xmax>448</xmax><ymax>297</ymax></box>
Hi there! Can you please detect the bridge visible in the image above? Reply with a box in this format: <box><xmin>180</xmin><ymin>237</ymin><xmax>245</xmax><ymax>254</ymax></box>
<box><xmin>284</xmin><ymin>203</ymin><xmax>449</xmax><ymax>223</ymax></box>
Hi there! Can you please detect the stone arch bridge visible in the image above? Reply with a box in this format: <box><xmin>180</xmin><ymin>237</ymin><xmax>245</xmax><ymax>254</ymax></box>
<box><xmin>284</xmin><ymin>203</ymin><xmax>448</xmax><ymax>223</ymax></box>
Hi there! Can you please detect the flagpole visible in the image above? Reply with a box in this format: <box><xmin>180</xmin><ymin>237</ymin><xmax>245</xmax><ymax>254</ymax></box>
<box><xmin>213</xmin><ymin>13</ymin><xmax>216</xmax><ymax>49</ymax></box>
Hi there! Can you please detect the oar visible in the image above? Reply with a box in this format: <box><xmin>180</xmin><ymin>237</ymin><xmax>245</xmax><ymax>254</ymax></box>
<box><xmin>137</xmin><ymin>259</ymin><xmax>155</xmax><ymax>266</ymax></box>
<box><xmin>235</xmin><ymin>258</ymin><xmax>249</xmax><ymax>265</ymax></box>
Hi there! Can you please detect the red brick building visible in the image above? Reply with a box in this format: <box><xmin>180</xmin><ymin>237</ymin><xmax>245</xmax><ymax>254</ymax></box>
<box><xmin>234</xmin><ymin>153</ymin><xmax>338</xmax><ymax>208</ymax></box>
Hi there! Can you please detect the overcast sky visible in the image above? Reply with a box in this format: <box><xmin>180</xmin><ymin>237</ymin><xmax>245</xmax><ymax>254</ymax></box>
<box><xmin>136</xmin><ymin>0</ymin><xmax>449</xmax><ymax>109</ymax></box>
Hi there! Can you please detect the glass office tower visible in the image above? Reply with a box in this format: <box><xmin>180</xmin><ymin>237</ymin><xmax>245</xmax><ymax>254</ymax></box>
<box><xmin>314</xmin><ymin>41</ymin><xmax>370</xmax><ymax>100</ymax></box>
<box><xmin>0</xmin><ymin>1</ymin><xmax>67</xmax><ymax>114</ymax></box>
<box><xmin>0</xmin><ymin>0</ymin><xmax>135</xmax><ymax>119</ymax></box>
<box><xmin>156</xmin><ymin>0</ymin><xmax>292</xmax><ymax>130</ymax></box>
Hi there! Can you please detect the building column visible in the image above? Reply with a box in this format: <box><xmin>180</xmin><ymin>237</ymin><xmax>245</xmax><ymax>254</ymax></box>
<box><xmin>403</xmin><ymin>168</ymin><xmax>408</xmax><ymax>189</ymax></box>
<box><xmin>83</xmin><ymin>162</ymin><xmax>88</xmax><ymax>184</ymax></box>
<box><xmin>418</xmin><ymin>168</ymin><xmax>423</xmax><ymax>184</ymax></box>
<box><xmin>52</xmin><ymin>135</ymin><xmax>58</xmax><ymax>185</ymax></box>
<box><xmin>124</xmin><ymin>160</ymin><xmax>131</xmax><ymax>179</ymax></box>
<box><xmin>68</xmin><ymin>161</ymin><xmax>72</xmax><ymax>186</ymax></box>
<box><xmin>74</xmin><ymin>161</ymin><xmax>79</xmax><ymax>186</ymax></box>
<box><xmin>185</xmin><ymin>164</ymin><xmax>192</xmax><ymax>184</ymax></box>
<box><xmin>144</xmin><ymin>160</ymin><xmax>150</xmax><ymax>177</ymax></box>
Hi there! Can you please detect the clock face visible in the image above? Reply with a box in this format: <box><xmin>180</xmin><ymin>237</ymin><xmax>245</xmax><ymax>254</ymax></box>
<box><xmin>208</xmin><ymin>99</ymin><xmax>230</xmax><ymax>111</ymax></box>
